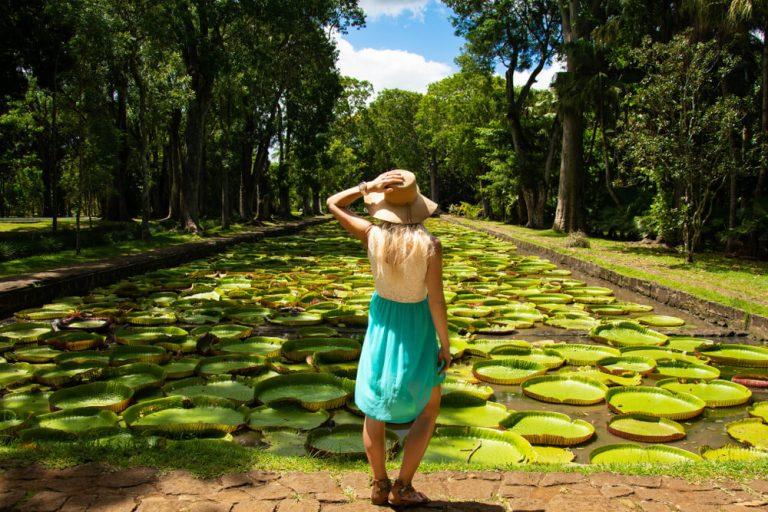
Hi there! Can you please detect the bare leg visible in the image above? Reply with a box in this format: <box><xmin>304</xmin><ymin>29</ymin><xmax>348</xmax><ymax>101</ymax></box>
<box><xmin>363</xmin><ymin>416</ymin><xmax>388</xmax><ymax>480</ymax></box>
<box><xmin>398</xmin><ymin>385</ymin><xmax>441</xmax><ymax>485</ymax></box>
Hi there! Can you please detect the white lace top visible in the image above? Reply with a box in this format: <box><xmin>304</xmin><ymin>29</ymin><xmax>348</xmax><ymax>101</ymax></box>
<box><xmin>367</xmin><ymin>225</ymin><xmax>429</xmax><ymax>303</ymax></box>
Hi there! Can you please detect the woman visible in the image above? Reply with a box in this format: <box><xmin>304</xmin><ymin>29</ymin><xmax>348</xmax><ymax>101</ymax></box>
<box><xmin>326</xmin><ymin>170</ymin><xmax>451</xmax><ymax>507</ymax></box>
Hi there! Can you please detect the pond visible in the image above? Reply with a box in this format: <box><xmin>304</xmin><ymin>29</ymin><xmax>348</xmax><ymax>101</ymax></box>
<box><xmin>0</xmin><ymin>219</ymin><xmax>766</xmax><ymax>467</ymax></box>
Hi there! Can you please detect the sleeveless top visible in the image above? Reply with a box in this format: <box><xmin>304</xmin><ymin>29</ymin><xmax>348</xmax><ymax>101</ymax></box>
<box><xmin>366</xmin><ymin>225</ymin><xmax>429</xmax><ymax>303</ymax></box>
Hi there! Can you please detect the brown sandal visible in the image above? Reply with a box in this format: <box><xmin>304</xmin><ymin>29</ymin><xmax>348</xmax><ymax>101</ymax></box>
<box><xmin>371</xmin><ymin>477</ymin><xmax>392</xmax><ymax>506</ymax></box>
<box><xmin>389</xmin><ymin>478</ymin><xmax>430</xmax><ymax>507</ymax></box>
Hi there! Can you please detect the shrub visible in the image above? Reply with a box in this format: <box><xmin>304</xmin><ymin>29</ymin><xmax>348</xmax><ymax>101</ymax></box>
<box><xmin>564</xmin><ymin>231</ymin><xmax>590</xmax><ymax>248</ymax></box>
<box><xmin>448</xmin><ymin>202</ymin><xmax>483</xmax><ymax>219</ymax></box>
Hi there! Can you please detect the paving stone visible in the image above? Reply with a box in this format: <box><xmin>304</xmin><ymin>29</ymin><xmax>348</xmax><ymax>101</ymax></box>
<box><xmin>538</xmin><ymin>473</ymin><xmax>585</xmax><ymax>487</ymax></box>
<box><xmin>43</xmin><ymin>476</ymin><xmax>94</xmax><ymax>493</ymax></box>
<box><xmin>446</xmin><ymin>477</ymin><xmax>500</xmax><ymax>500</ymax></box>
<box><xmin>96</xmin><ymin>466</ymin><xmax>157</xmax><ymax>488</ymax></box>
<box><xmin>638</xmin><ymin>502</ymin><xmax>675</xmax><ymax>512</ymax></box>
<box><xmin>545</xmin><ymin>495</ymin><xmax>614</xmax><ymax>512</ymax></box>
<box><xmin>320</xmin><ymin>502</ymin><xmax>383</xmax><ymax>512</ymax></box>
<box><xmin>231</xmin><ymin>501</ymin><xmax>277</xmax><ymax>512</ymax></box>
<box><xmin>280</xmin><ymin>473</ymin><xmax>341</xmax><ymax>494</ymax></box>
<box><xmin>184</xmin><ymin>499</ymin><xmax>233</xmax><ymax>512</ymax></box>
<box><xmin>337</xmin><ymin>472</ymin><xmax>369</xmax><ymax>499</ymax></box>
<box><xmin>313</xmin><ymin>493</ymin><xmax>348</xmax><ymax>503</ymax></box>
<box><xmin>505</xmin><ymin>497</ymin><xmax>546</xmax><ymax>511</ymax></box>
<box><xmin>60</xmin><ymin>494</ymin><xmax>95</xmax><ymax>512</ymax></box>
<box><xmin>586</xmin><ymin>472</ymin><xmax>626</xmax><ymax>487</ymax></box>
<box><xmin>0</xmin><ymin>490</ymin><xmax>27</xmax><ymax>510</ymax></box>
<box><xmin>662</xmin><ymin>477</ymin><xmax>711</xmax><ymax>491</ymax></box>
<box><xmin>413</xmin><ymin>472</ymin><xmax>450</xmax><ymax>500</ymax></box>
<box><xmin>17</xmin><ymin>490</ymin><xmax>69</xmax><ymax>512</ymax></box>
<box><xmin>746</xmin><ymin>479</ymin><xmax>768</xmax><ymax>495</ymax></box>
<box><xmin>157</xmin><ymin>470</ymin><xmax>214</xmax><ymax>495</ymax></box>
<box><xmin>633</xmin><ymin>487</ymin><xmax>680</xmax><ymax>503</ymax></box>
<box><xmin>55</xmin><ymin>463</ymin><xmax>110</xmax><ymax>478</ymax></box>
<box><xmin>599</xmin><ymin>483</ymin><xmax>634</xmax><ymax>499</ymax></box>
<box><xmin>86</xmin><ymin>496</ymin><xmax>139</xmax><ymax>512</ymax></box>
<box><xmin>444</xmin><ymin>502</ymin><xmax>506</xmax><ymax>512</ymax></box>
<box><xmin>276</xmin><ymin>497</ymin><xmax>321</xmax><ymax>512</ymax></box>
<box><xmin>248</xmin><ymin>471</ymin><xmax>280</xmax><ymax>483</ymax></box>
<box><xmin>502</xmin><ymin>472</ymin><xmax>542</xmax><ymax>487</ymax></box>
<box><xmin>624</xmin><ymin>476</ymin><xmax>663</xmax><ymax>489</ymax></box>
<box><xmin>215</xmin><ymin>488</ymin><xmax>253</xmax><ymax>505</ymax></box>
<box><xmin>466</xmin><ymin>471</ymin><xmax>502</xmax><ymax>481</ymax></box>
<box><xmin>245</xmin><ymin>482</ymin><xmax>292</xmax><ymax>501</ymax></box>
<box><xmin>740</xmin><ymin>500</ymin><xmax>768</xmax><ymax>508</ymax></box>
<box><xmin>134</xmin><ymin>495</ymin><xmax>179</xmax><ymax>512</ymax></box>
<box><xmin>219</xmin><ymin>472</ymin><xmax>254</xmax><ymax>490</ymax></box>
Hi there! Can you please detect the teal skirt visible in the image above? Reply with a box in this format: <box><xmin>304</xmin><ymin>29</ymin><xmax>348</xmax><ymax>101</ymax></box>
<box><xmin>354</xmin><ymin>291</ymin><xmax>446</xmax><ymax>424</ymax></box>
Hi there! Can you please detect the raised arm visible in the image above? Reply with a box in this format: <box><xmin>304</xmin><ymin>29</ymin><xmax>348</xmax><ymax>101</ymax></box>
<box><xmin>326</xmin><ymin>171</ymin><xmax>404</xmax><ymax>242</ymax></box>
<box><xmin>425</xmin><ymin>238</ymin><xmax>451</xmax><ymax>372</ymax></box>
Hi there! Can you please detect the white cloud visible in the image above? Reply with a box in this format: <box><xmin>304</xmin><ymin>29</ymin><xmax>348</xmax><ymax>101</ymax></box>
<box><xmin>359</xmin><ymin>0</ymin><xmax>431</xmax><ymax>19</ymax></box>
<box><xmin>512</xmin><ymin>59</ymin><xmax>565</xmax><ymax>90</ymax></box>
<box><xmin>335</xmin><ymin>34</ymin><xmax>453</xmax><ymax>94</ymax></box>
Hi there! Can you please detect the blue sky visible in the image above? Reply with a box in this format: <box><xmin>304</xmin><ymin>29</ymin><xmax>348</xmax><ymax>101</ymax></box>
<box><xmin>335</xmin><ymin>0</ymin><xmax>562</xmax><ymax>95</ymax></box>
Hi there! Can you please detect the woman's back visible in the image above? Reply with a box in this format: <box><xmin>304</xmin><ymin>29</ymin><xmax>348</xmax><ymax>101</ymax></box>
<box><xmin>367</xmin><ymin>224</ymin><xmax>429</xmax><ymax>303</ymax></box>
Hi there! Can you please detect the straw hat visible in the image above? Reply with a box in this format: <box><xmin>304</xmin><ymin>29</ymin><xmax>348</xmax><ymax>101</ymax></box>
<box><xmin>364</xmin><ymin>169</ymin><xmax>438</xmax><ymax>224</ymax></box>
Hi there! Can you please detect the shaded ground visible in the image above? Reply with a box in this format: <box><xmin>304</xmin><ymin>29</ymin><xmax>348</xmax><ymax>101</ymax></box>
<box><xmin>447</xmin><ymin>216</ymin><xmax>768</xmax><ymax>319</ymax></box>
<box><xmin>1</xmin><ymin>465</ymin><xmax>766</xmax><ymax>512</ymax></box>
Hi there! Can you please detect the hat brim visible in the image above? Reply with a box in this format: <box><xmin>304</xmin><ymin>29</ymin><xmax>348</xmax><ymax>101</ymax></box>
<box><xmin>364</xmin><ymin>191</ymin><xmax>438</xmax><ymax>224</ymax></box>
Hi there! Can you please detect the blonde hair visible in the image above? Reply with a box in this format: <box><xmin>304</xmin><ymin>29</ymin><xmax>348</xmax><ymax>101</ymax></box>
<box><xmin>368</xmin><ymin>221</ymin><xmax>435</xmax><ymax>278</ymax></box>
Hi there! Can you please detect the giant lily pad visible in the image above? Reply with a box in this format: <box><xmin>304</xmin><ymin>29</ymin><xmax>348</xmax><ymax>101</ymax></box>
<box><xmin>748</xmin><ymin>401</ymin><xmax>768</xmax><ymax>421</ymax></box>
<box><xmin>489</xmin><ymin>347</ymin><xmax>565</xmax><ymax>369</ymax></box>
<box><xmin>267</xmin><ymin>313</ymin><xmax>323</xmax><ymax>327</ymax></box>
<box><xmin>281</xmin><ymin>337</ymin><xmax>360</xmax><ymax>362</ymax></box>
<box><xmin>635</xmin><ymin>315</ymin><xmax>685</xmax><ymax>327</ymax></box>
<box><xmin>123</xmin><ymin>396</ymin><xmax>247</xmax><ymax>436</ymax></box>
<box><xmin>194</xmin><ymin>355</ymin><xmax>266</xmax><ymax>377</ymax></box>
<box><xmin>547</xmin><ymin>344</ymin><xmax>620</xmax><ymax>366</ymax></box>
<box><xmin>437</xmin><ymin>395</ymin><xmax>511</xmax><ymax>428</ymax></box>
<box><xmin>701</xmin><ymin>445</ymin><xmax>768</xmax><ymax>461</ymax></box>
<box><xmin>248</xmin><ymin>404</ymin><xmax>330</xmax><ymax>431</ymax></box>
<box><xmin>607</xmin><ymin>414</ymin><xmax>686</xmax><ymax>443</ymax></box>
<box><xmin>0</xmin><ymin>389</ymin><xmax>50</xmax><ymax>417</ymax></box>
<box><xmin>0</xmin><ymin>322</ymin><xmax>52</xmax><ymax>344</ymax></box>
<box><xmin>49</xmin><ymin>381</ymin><xmax>133</xmax><ymax>412</ymax></box>
<box><xmin>421</xmin><ymin>426</ymin><xmax>534</xmax><ymax>465</ymax></box>
<box><xmin>521</xmin><ymin>375</ymin><xmax>608</xmax><ymax>405</ymax></box>
<box><xmin>606</xmin><ymin>386</ymin><xmax>705</xmax><ymax>420</ymax></box>
<box><xmin>19</xmin><ymin>408</ymin><xmax>120</xmax><ymax>442</ymax></box>
<box><xmin>725</xmin><ymin>418</ymin><xmax>768</xmax><ymax>449</ymax></box>
<box><xmin>590</xmin><ymin>321</ymin><xmax>668</xmax><ymax>348</ymax></box>
<box><xmin>306</xmin><ymin>424</ymin><xmax>398</xmax><ymax>458</ymax></box>
<box><xmin>657</xmin><ymin>379</ymin><xmax>751</xmax><ymax>408</ymax></box>
<box><xmin>215</xmin><ymin>337</ymin><xmax>283</xmax><ymax>358</ymax></box>
<box><xmin>596</xmin><ymin>356</ymin><xmax>656</xmax><ymax>376</ymax></box>
<box><xmin>500</xmin><ymin>411</ymin><xmax>595</xmax><ymax>446</ymax></box>
<box><xmin>253</xmin><ymin>372</ymin><xmax>354</xmax><ymax>411</ymax></box>
<box><xmin>110</xmin><ymin>345</ymin><xmax>168</xmax><ymax>366</ymax></box>
<box><xmin>654</xmin><ymin>359</ymin><xmax>720</xmax><ymax>380</ymax></box>
<box><xmin>696</xmin><ymin>344</ymin><xmax>768</xmax><ymax>368</ymax></box>
<box><xmin>590</xmin><ymin>444</ymin><xmax>701</xmax><ymax>464</ymax></box>
<box><xmin>472</xmin><ymin>358</ymin><xmax>547</xmax><ymax>385</ymax></box>
<box><xmin>164</xmin><ymin>375</ymin><xmax>255</xmax><ymax>404</ymax></box>
<box><xmin>102</xmin><ymin>363</ymin><xmax>166</xmax><ymax>392</ymax></box>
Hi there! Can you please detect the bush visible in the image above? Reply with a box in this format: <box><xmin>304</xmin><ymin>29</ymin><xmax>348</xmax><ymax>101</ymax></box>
<box><xmin>448</xmin><ymin>202</ymin><xmax>483</xmax><ymax>219</ymax></box>
<box><xmin>564</xmin><ymin>231</ymin><xmax>590</xmax><ymax>248</ymax></box>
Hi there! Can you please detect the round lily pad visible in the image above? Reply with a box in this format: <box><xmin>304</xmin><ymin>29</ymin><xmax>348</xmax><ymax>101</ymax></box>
<box><xmin>500</xmin><ymin>411</ymin><xmax>595</xmax><ymax>446</ymax></box>
<box><xmin>306</xmin><ymin>424</ymin><xmax>398</xmax><ymax>458</ymax></box>
<box><xmin>281</xmin><ymin>337</ymin><xmax>360</xmax><ymax>363</ymax></box>
<box><xmin>606</xmin><ymin>386</ymin><xmax>705</xmax><ymax>420</ymax></box>
<box><xmin>436</xmin><ymin>396</ymin><xmax>512</xmax><ymax>428</ymax></box>
<box><xmin>635</xmin><ymin>315</ymin><xmax>685</xmax><ymax>327</ymax></box>
<box><xmin>590</xmin><ymin>444</ymin><xmax>701</xmax><ymax>464</ymax></box>
<box><xmin>607</xmin><ymin>414</ymin><xmax>686</xmax><ymax>443</ymax></box>
<box><xmin>654</xmin><ymin>360</ymin><xmax>720</xmax><ymax>381</ymax></box>
<box><xmin>267</xmin><ymin>313</ymin><xmax>323</xmax><ymax>327</ymax></box>
<box><xmin>194</xmin><ymin>355</ymin><xmax>266</xmax><ymax>377</ymax></box>
<box><xmin>49</xmin><ymin>381</ymin><xmax>134</xmax><ymax>412</ymax></box>
<box><xmin>489</xmin><ymin>347</ymin><xmax>565</xmax><ymax>369</ymax></box>
<box><xmin>422</xmin><ymin>426</ymin><xmax>534</xmax><ymax>465</ymax></box>
<box><xmin>20</xmin><ymin>408</ymin><xmax>120</xmax><ymax>441</ymax></box>
<box><xmin>253</xmin><ymin>372</ymin><xmax>354</xmax><ymax>411</ymax></box>
<box><xmin>521</xmin><ymin>375</ymin><xmax>608</xmax><ymax>405</ymax></box>
<box><xmin>657</xmin><ymin>379</ymin><xmax>751</xmax><ymax>408</ymax></box>
<box><xmin>547</xmin><ymin>344</ymin><xmax>621</xmax><ymax>366</ymax></box>
<box><xmin>472</xmin><ymin>358</ymin><xmax>547</xmax><ymax>385</ymax></box>
<box><xmin>215</xmin><ymin>337</ymin><xmax>283</xmax><ymax>358</ymax></box>
<box><xmin>248</xmin><ymin>404</ymin><xmax>330</xmax><ymax>431</ymax></box>
<box><xmin>701</xmin><ymin>445</ymin><xmax>768</xmax><ymax>461</ymax></box>
<box><xmin>726</xmin><ymin>418</ymin><xmax>768</xmax><ymax>449</ymax></box>
<box><xmin>597</xmin><ymin>356</ymin><xmax>656</xmax><ymax>376</ymax></box>
<box><xmin>123</xmin><ymin>396</ymin><xmax>247</xmax><ymax>436</ymax></box>
<box><xmin>748</xmin><ymin>401</ymin><xmax>768</xmax><ymax>421</ymax></box>
<box><xmin>590</xmin><ymin>321</ymin><xmax>668</xmax><ymax>347</ymax></box>
<box><xmin>696</xmin><ymin>344</ymin><xmax>768</xmax><ymax>368</ymax></box>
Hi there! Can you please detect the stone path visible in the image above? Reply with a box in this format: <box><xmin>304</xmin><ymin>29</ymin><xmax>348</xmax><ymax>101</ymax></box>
<box><xmin>1</xmin><ymin>465</ymin><xmax>766</xmax><ymax>512</ymax></box>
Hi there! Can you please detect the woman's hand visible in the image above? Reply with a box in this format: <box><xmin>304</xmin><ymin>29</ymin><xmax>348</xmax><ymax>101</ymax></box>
<box><xmin>438</xmin><ymin>343</ymin><xmax>452</xmax><ymax>373</ymax></box>
<box><xmin>366</xmin><ymin>171</ymin><xmax>404</xmax><ymax>194</ymax></box>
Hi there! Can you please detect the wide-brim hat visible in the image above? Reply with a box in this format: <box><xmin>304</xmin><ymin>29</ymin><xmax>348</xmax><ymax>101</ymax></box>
<box><xmin>364</xmin><ymin>169</ymin><xmax>438</xmax><ymax>224</ymax></box>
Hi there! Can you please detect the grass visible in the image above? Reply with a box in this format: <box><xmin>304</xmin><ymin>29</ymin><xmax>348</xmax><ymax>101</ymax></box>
<box><xmin>449</xmin><ymin>217</ymin><xmax>768</xmax><ymax>319</ymax></box>
<box><xmin>0</xmin><ymin>218</ymin><xmax>301</xmax><ymax>279</ymax></box>
<box><xmin>1</xmin><ymin>439</ymin><xmax>766</xmax><ymax>482</ymax></box>
<box><xmin>0</xmin><ymin>217</ymin><xmax>112</xmax><ymax>233</ymax></box>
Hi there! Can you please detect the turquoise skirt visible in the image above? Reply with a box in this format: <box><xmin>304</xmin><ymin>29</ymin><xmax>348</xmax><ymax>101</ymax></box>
<box><xmin>354</xmin><ymin>291</ymin><xmax>446</xmax><ymax>424</ymax></box>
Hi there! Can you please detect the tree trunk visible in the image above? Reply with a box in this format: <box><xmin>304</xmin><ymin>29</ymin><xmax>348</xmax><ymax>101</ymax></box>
<box><xmin>428</xmin><ymin>149</ymin><xmax>439</xmax><ymax>204</ymax></box>
<box><xmin>238</xmin><ymin>115</ymin><xmax>255</xmax><ymax>219</ymax></box>
<box><xmin>312</xmin><ymin>187</ymin><xmax>322</xmax><ymax>215</ymax></box>
<box><xmin>166</xmin><ymin>109</ymin><xmax>182</xmax><ymax>221</ymax></box>
<box><xmin>553</xmin><ymin>0</ymin><xmax>585</xmax><ymax>233</ymax></box>
<box><xmin>180</xmin><ymin>95</ymin><xmax>209</xmax><ymax>233</ymax></box>
<box><xmin>105</xmin><ymin>74</ymin><xmax>130</xmax><ymax>221</ymax></box>
<box><xmin>553</xmin><ymin>102</ymin><xmax>585</xmax><ymax>232</ymax></box>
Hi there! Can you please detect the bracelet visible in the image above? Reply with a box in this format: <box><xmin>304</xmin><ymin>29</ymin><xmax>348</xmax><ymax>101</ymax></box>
<box><xmin>358</xmin><ymin>181</ymin><xmax>368</xmax><ymax>195</ymax></box>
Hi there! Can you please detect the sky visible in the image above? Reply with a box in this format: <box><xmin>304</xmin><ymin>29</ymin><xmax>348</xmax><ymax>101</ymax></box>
<box><xmin>336</xmin><ymin>0</ymin><xmax>564</xmax><ymax>95</ymax></box>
